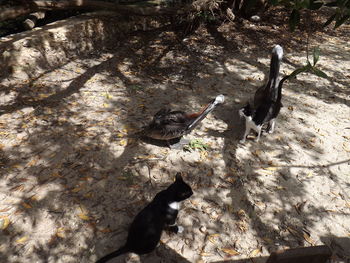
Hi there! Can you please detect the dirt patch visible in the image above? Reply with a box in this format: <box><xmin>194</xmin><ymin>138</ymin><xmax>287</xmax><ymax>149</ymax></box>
<box><xmin>0</xmin><ymin>9</ymin><xmax>349</xmax><ymax>263</ymax></box>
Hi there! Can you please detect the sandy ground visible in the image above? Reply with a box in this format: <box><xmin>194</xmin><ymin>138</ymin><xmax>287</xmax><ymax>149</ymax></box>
<box><xmin>0</xmin><ymin>11</ymin><xmax>349</xmax><ymax>263</ymax></box>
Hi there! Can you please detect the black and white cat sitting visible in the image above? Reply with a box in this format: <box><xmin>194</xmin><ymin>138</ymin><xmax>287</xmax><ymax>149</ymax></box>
<box><xmin>96</xmin><ymin>173</ymin><xmax>193</xmax><ymax>263</ymax></box>
<box><xmin>239</xmin><ymin>45</ymin><xmax>287</xmax><ymax>143</ymax></box>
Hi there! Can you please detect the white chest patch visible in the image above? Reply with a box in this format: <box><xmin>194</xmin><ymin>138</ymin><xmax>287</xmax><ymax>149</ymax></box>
<box><xmin>169</xmin><ymin>202</ymin><xmax>180</xmax><ymax>210</ymax></box>
<box><xmin>245</xmin><ymin>117</ymin><xmax>261</xmax><ymax>133</ymax></box>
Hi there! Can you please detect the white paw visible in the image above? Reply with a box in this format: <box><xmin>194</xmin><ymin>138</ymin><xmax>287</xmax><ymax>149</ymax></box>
<box><xmin>177</xmin><ymin>226</ymin><xmax>184</xmax><ymax>233</ymax></box>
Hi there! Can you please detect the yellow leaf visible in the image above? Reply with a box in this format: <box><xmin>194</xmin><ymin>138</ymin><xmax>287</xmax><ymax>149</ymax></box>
<box><xmin>200</xmin><ymin>252</ymin><xmax>212</xmax><ymax>257</ymax></box>
<box><xmin>116</xmin><ymin>133</ymin><xmax>124</xmax><ymax>138</ymax></box>
<box><xmin>0</xmin><ymin>216</ymin><xmax>10</xmax><ymax>230</ymax></box>
<box><xmin>119</xmin><ymin>139</ymin><xmax>127</xmax><ymax>146</ymax></box>
<box><xmin>84</xmin><ymin>192</ymin><xmax>94</xmax><ymax>198</ymax></box>
<box><xmin>56</xmin><ymin>227</ymin><xmax>66</xmax><ymax>238</ymax></box>
<box><xmin>208</xmin><ymin>234</ymin><xmax>220</xmax><ymax>244</ymax></box>
<box><xmin>264</xmin><ymin>167</ymin><xmax>277</xmax><ymax>171</ymax></box>
<box><xmin>303</xmin><ymin>232</ymin><xmax>315</xmax><ymax>245</ymax></box>
<box><xmin>307</xmin><ymin>171</ymin><xmax>313</xmax><ymax>177</ymax></box>
<box><xmin>11</xmin><ymin>185</ymin><xmax>25</xmax><ymax>192</ymax></box>
<box><xmin>78</xmin><ymin>213</ymin><xmax>90</xmax><ymax>221</ymax></box>
<box><xmin>22</xmin><ymin>202</ymin><xmax>32</xmax><ymax>209</ymax></box>
<box><xmin>250</xmin><ymin>247</ymin><xmax>262</xmax><ymax>257</ymax></box>
<box><xmin>16</xmin><ymin>236</ymin><xmax>28</xmax><ymax>244</ymax></box>
<box><xmin>262</xmin><ymin>237</ymin><xmax>273</xmax><ymax>244</ymax></box>
<box><xmin>220</xmin><ymin>248</ymin><xmax>239</xmax><ymax>256</ymax></box>
<box><xmin>275</xmin><ymin>186</ymin><xmax>286</xmax><ymax>190</ymax></box>
<box><xmin>71</xmin><ymin>187</ymin><xmax>82</xmax><ymax>193</ymax></box>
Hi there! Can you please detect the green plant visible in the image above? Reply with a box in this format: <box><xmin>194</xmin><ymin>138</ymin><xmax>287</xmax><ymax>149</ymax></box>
<box><xmin>289</xmin><ymin>46</ymin><xmax>328</xmax><ymax>79</ymax></box>
<box><xmin>268</xmin><ymin>0</ymin><xmax>350</xmax><ymax>31</ymax></box>
<box><xmin>183</xmin><ymin>139</ymin><xmax>209</xmax><ymax>152</ymax></box>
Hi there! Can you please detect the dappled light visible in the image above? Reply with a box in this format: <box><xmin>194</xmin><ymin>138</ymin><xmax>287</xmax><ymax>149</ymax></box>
<box><xmin>0</xmin><ymin>8</ymin><xmax>349</xmax><ymax>263</ymax></box>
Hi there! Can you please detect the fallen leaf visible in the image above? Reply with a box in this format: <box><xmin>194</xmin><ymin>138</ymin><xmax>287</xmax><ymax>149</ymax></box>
<box><xmin>0</xmin><ymin>216</ymin><xmax>10</xmax><ymax>230</ymax></box>
<box><xmin>84</xmin><ymin>192</ymin><xmax>94</xmax><ymax>198</ymax></box>
<box><xmin>303</xmin><ymin>232</ymin><xmax>315</xmax><ymax>245</ymax></box>
<box><xmin>16</xmin><ymin>236</ymin><xmax>28</xmax><ymax>244</ymax></box>
<box><xmin>208</xmin><ymin>234</ymin><xmax>220</xmax><ymax>244</ymax></box>
<box><xmin>27</xmin><ymin>158</ymin><xmax>38</xmax><ymax>167</ymax></box>
<box><xmin>71</xmin><ymin>187</ymin><xmax>82</xmax><ymax>193</ymax></box>
<box><xmin>56</xmin><ymin>227</ymin><xmax>66</xmax><ymax>238</ymax></box>
<box><xmin>220</xmin><ymin>248</ymin><xmax>240</xmax><ymax>256</ymax></box>
<box><xmin>264</xmin><ymin>167</ymin><xmax>277</xmax><ymax>171</ymax></box>
<box><xmin>250</xmin><ymin>246</ymin><xmax>262</xmax><ymax>257</ymax></box>
<box><xmin>22</xmin><ymin>202</ymin><xmax>32</xmax><ymax>209</ymax></box>
<box><xmin>11</xmin><ymin>185</ymin><xmax>25</xmax><ymax>192</ymax></box>
<box><xmin>99</xmin><ymin>227</ymin><xmax>112</xmax><ymax>233</ymax></box>
<box><xmin>275</xmin><ymin>186</ymin><xmax>286</xmax><ymax>190</ymax></box>
<box><xmin>78</xmin><ymin>213</ymin><xmax>90</xmax><ymax>221</ymax></box>
<box><xmin>262</xmin><ymin>237</ymin><xmax>273</xmax><ymax>244</ymax></box>
<box><xmin>119</xmin><ymin>139</ymin><xmax>127</xmax><ymax>146</ymax></box>
<box><xmin>199</xmin><ymin>252</ymin><xmax>212</xmax><ymax>257</ymax></box>
<box><xmin>51</xmin><ymin>172</ymin><xmax>62</xmax><ymax>178</ymax></box>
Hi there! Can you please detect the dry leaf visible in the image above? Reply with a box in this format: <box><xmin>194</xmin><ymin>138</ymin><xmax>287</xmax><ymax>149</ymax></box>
<box><xmin>78</xmin><ymin>213</ymin><xmax>90</xmax><ymax>221</ymax></box>
<box><xmin>119</xmin><ymin>139</ymin><xmax>127</xmax><ymax>146</ymax></box>
<box><xmin>250</xmin><ymin>247</ymin><xmax>262</xmax><ymax>257</ymax></box>
<box><xmin>27</xmin><ymin>158</ymin><xmax>38</xmax><ymax>167</ymax></box>
<box><xmin>0</xmin><ymin>216</ymin><xmax>10</xmax><ymax>230</ymax></box>
<box><xmin>51</xmin><ymin>172</ymin><xmax>62</xmax><ymax>178</ymax></box>
<box><xmin>0</xmin><ymin>207</ymin><xmax>11</xmax><ymax>213</ymax></box>
<box><xmin>220</xmin><ymin>248</ymin><xmax>240</xmax><ymax>256</ymax></box>
<box><xmin>262</xmin><ymin>237</ymin><xmax>273</xmax><ymax>244</ymax></box>
<box><xmin>199</xmin><ymin>252</ymin><xmax>212</xmax><ymax>257</ymax></box>
<box><xmin>11</xmin><ymin>185</ymin><xmax>25</xmax><ymax>192</ymax></box>
<box><xmin>22</xmin><ymin>202</ymin><xmax>32</xmax><ymax>209</ymax></box>
<box><xmin>71</xmin><ymin>187</ymin><xmax>82</xmax><ymax>193</ymax></box>
<box><xmin>275</xmin><ymin>186</ymin><xmax>286</xmax><ymax>190</ymax></box>
<box><xmin>84</xmin><ymin>192</ymin><xmax>94</xmax><ymax>198</ymax></box>
<box><xmin>264</xmin><ymin>167</ymin><xmax>277</xmax><ymax>171</ymax></box>
<box><xmin>208</xmin><ymin>234</ymin><xmax>220</xmax><ymax>244</ymax></box>
<box><xmin>99</xmin><ymin>227</ymin><xmax>112</xmax><ymax>233</ymax></box>
<box><xmin>56</xmin><ymin>227</ymin><xmax>66</xmax><ymax>238</ymax></box>
<box><xmin>302</xmin><ymin>232</ymin><xmax>315</xmax><ymax>245</ymax></box>
<box><xmin>16</xmin><ymin>236</ymin><xmax>28</xmax><ymax>244</ymax></box>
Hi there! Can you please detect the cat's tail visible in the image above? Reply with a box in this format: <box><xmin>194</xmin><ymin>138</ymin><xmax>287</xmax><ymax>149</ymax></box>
<box><xmin>268</xmin><ymin>45</ymin><xmax>284</xmax><ymax>90</ymax></box>
<box><xmin>96</xmin><ymin>245</ymin><xmax>130</xmax><ymax>263</ymax></box>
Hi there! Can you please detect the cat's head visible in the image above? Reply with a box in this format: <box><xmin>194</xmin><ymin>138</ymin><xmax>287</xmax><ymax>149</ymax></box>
<box><xmin>168</xmin><ymin>173</ymin><xmax>193</xmax><ymax>202</ymax></box>
<box><xmin>239</xmin><ymin>103</ymin><xmax>253</xmax><ymax>118</ymax></box>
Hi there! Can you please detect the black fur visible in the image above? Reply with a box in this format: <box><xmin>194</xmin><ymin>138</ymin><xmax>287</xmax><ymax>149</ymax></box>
<box><xmin>96</xmin><ymin>173</ymin><xmax>193</xmax><ymax>263</ymax></box>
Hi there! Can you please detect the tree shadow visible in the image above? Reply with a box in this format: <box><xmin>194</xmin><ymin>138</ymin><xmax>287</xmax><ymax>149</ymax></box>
<box><xmin>0</xmin><ymin>10</ymin><xmax>349</xmax><ymax>263</ymax></box>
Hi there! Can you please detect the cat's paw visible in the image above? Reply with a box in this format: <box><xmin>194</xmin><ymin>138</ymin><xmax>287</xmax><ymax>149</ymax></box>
<box><xmin>177</xmin><ymin>226</ymin><xmax>184</xmax><ymax>233</ymax></box>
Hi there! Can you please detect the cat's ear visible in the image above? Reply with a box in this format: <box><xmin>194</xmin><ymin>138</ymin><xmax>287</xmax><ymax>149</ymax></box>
<box><xmin>175</xmin><ymin>172</ymin><xmax>183</xmax><ymax>181</ymax></box>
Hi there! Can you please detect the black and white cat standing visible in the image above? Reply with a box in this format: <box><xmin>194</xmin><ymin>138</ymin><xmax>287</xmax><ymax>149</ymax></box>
<box><xmin>239</xmin><ymin>45</ymin><xmax>288</xmax><ymax>143</ymax></box>
<box><xmin>96</xmin><ymin>173</ymin><xmax>193</xmax><ymax>263</ymax></box>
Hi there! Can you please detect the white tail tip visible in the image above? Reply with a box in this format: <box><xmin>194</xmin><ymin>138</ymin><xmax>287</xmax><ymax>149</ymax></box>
<box><xmin>273</xmin><ymin>45</ymin><xmax>283</xmax><ymax>60</ymax></box>
<box><xmin>214</xmin><ymin>94</ymin><xmax>225</xmax><ymax>104</ymax></box>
